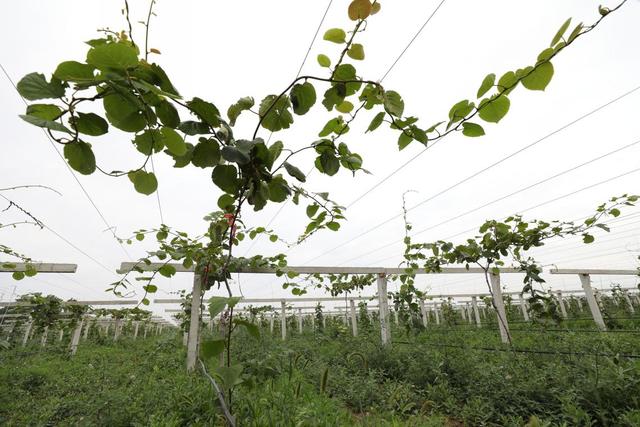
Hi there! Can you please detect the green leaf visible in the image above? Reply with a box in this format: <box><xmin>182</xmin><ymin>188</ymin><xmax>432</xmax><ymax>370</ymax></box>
<box><xmin>317</xmin><ymin>54</ymin><xmax>331</xmax><ymax>67</ymax></box>
<box><xmin>20</xmin><ymin>113</ymin><xmax>71</xmax><ymax>133</ymax></box>
<box><xmin>336</xmin><ymin>101</ymin><xmax>354</xmax><ymax>113</ymax></box>
<box><xmin>326</xmin><ymin>221</ymin><xmax>340</xmax><ymax>231</ymax></box>
<box><xmin>63</xmin><ymin>141</ymin><xmax>96</xmax><ymax>175</ymax></box>
<box><xmin>165</xmin><ymin>143</ymin><xmax>193</xmax><ymax>167</ymax></box>
<box><xmin>267</xmin><ymin>140</ymin><xmax>284</xmax><ymax>169</ymax></box>
<box><xmin>323</xmin><ymin>28</ymin><xmax>346</xmax><ymax>43</ymax></box>
<box><xmin>478</xmin><ymin>95</ymin><xmax>510</xmax><ymax>123</ymax></box>
<box><xmin>26</xmin><ymin>104</ymin><xmax>61</xmax><ymax>121</ymax></box>
<box><xmin>158</xmin><ymin>264</ymin><xmax>176</xmax><ymax>277</ymax></box>
<box><xmin>217</xmin><ymin>194</ymin><xmax>235</xmax><ymax>210</ymax></box>
<box><xmin>221</xmin><ymin>145</ymin><xmax>250</xmax><ymax>165</ymax></box>
<box><xmin>192</xmin><ymin>138</ymin><xmax>220</xmax><ymax>168</ymax></box>
<box><xmin>284</xmin><ymin>162</ymin><xmax>306</xmax><ymax>182</ymax></box>
<box><xmin>448</xmin><ymin>100</ymin><xmax>474</xmax><ymax>122</ymax></box>
<box><xmin>12</xmin><ymin>271</ymin><xmax>25</xmax><ymax>281</ymax></box>
<box><xmin>522</xmin><ymin>62</ymin><xmax>554</xmax><ymax>91</ymax></box>
<box><xmin>143</xmin><ymin>284</ymin><xmax>158</xmax><ymax>293</ymax></box>
<box><xmin>133</xmin><ymin>129</ymin><xmax>164</xmax><ymax>155</ymax></box>
<box><xmin>477</xmin><ymin>73</ymin><xmax>495</xmax><ymax>98</ymax></box>
<box><xmin>178</xmin><ymin>121</ymin><xmax>209</xmax><ymax>135</ymax></box>
<box><xmin>348</xmin><ymin>0</ymin><xmax>372</xmax><ymax>20</ymax></box>
<box><xmin>16</xmin><ymin>72</ymin><xmax>65</xmax><ymax>100</ymax></box>
<box><xmin>322</xmin><ymin>85</ymin><xmax>346</xmax><ymax>111</ymax></box>
<box><xmin>317</xmin><ymin>152</ymin><xmax>340</xmax><ymax>176</ymax></box>
<box><xmin>268</xmin><ymin>175</ymin><xmax>290</xmax><ymax>202</ymax></box>
<box><xmin>103</xmin><ymin>92</ymin><xmax>146</xmax><ymax>132</ymax></box>
<box><xmin>209</xmin><ymin>297</ymin><xmax>230</xmax><ymax>318</ymax></box>
<box><xmin>383</xmin><ymin>91</ymin><xmax>404</xmax><ymax>117</ymax></box>
<box><xmin>128</xmin><ymin>170</ymin><xmax>158</xmax><ymax>195</ymax></box>
<box><xmin>398</xmin><ymin>132</ymin><xmax>413</xmax><ymax>150</ymax></box>
<box><xmin>212</xmin><ymin>164</ymin><xmax>239</xmax><ymax>194</ymax></box>
<box><xmin>187</xmin><ymin>97</ymin><xmax>221</xmax><ymax>128</ymax></box>
<box><xmin>497</xmin><ymin>71</ymin><xmax>517</xmax><ymax>94</ymax></box>
<box><xmin>333</xmin><ymin>64</ymin><xmax>360</xmax><ymax>95</ymax></box>
<box><xmin>74</xmin><ymin>112</ymin><xmax>109</xmax><ymax>136</ymax></box>
<box><xmin>347</xmin><ymin>43</ymin><xmax>365</xmax><ymax>60</ymax></box>
<box><xmin>235</xmin><ymin>319</ymin><xmax>260</xmax><ymax>338</ymax></box>
<box><xmin>259</xmin><ymin>95</ymin><xmax>293</xmax><ymax>132</ymax></box>
<box><xmin>318</xmin><ymin>116</ymin><xmax>348</xmax><ymax>137</ymax></box>
<box><xmin>583</xmin><ymin>234</ymin><xmax>594</xmax><ymax>244</ymax></box>
<box><xmin>306</xmin><ymin>204</ymin><xmax>319</xmax><ymax>218</ymax></box>
<box><xmin>161</xmin><ymin>127</ymin><xmax>187</xmax><ymax>156</ymax></box>
<box><xmin>567</xmin><ymin>22</ymin><xmax>583</xmax><ymax>43</ymax></box>
<box><xmin>155</xmin><ymin>100</ymin><xmax>180</xmax><ymax>128</ymax></box>
<box><xmin>227</xmin><ymin>96</ymin><xmax>254</xmax><ymax>126</ymax></box>
<box><xmin>290</xmin><ymin>82</ymin><xmax>316</xmax><ymax>115</ymax></box>
<box><xmin>214</xmin><ymin>365</ymin><xmax>243</xmax><ymax>388</ymax></box>
<box><xmin>367</xmin><ymin>112</ymin><xmax>385</xmax><ymax>132</ymax></box>
<box><xmin>53</xmin><ymin>61</ymin><xmax>95</xmax><ymax>81</ymax></box>
<box><xmin>201</xmin><ymin>339</ymin><xmax>225</xmax><ymax>360</ymax></box>
<box><xmin>86</xmin><ymin>42</ymin><xmax>139</xmax><ymax>69</ymax></box>
<box><xmin>461</xmin><ymin>122</ymin><xmax>485</xmax><ymax>137</ymax></box>
<box><xmin>550</xmin><ymin>18</ymin><xmax>572</xmax><ymax>47</ymax></box>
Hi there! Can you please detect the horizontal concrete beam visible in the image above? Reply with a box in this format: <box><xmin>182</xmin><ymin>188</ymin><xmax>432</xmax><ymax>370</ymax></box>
<box><xmin>0</xmin><ymin>262</ymin><xmax>77</xmax><ymax>273</ymax></box>
<box><xmin>550</xmin><ymin>268</ymin><xmax>639</xmax><ymax>276</ymax></box>
<box><xmin>0</xmin><ymin>300</ymin><xmax>138</xmax><ymax>307</ymax></box>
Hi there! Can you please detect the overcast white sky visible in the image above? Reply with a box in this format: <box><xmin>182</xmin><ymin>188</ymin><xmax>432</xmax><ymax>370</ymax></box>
<box><xmin>1</xmin><ymin>0</ymin><xmax>639</xmax><ymax>319</ymax></box>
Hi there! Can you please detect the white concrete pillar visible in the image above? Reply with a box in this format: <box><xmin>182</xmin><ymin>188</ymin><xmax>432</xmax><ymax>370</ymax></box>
<box><xmin>518</xmin><ymin>294</ymin><xmax>530</xmax><ymax>321</ymax></box>
<box><xmin>58</xmin><ymin>329</ymin><xmax>64</xmax><ymax>342</ymax></box>
<box><xmin>40</xmin><ymin>326</ymin><xmax>49</xmax><ymax>347</ymax></box>
<box><xmin>556</xmin><ymin>291</ymin><xmax>568</xmax><ymax>318</ymax></box>
<box><xmin>298</xmin><ymin>308</ymin><xmax>303</xmax><ymax>334</ymax></box>
<box><xmin>349</xmin><ymin>299</ymin><xmax>358</xmax><ymax>336</ymax></box>
<box><xmin>377</xmin><ymin>273</ymin><xmax>391</xmax><ymax>345</ymax></box>
<box><xmin>434</xmin><ymin>303</ymin><xmax>440</xmax><ymax>325</ymax></box>
<box><xmin>280</xmin><ymin>300</ymin><xmax>287</xmax><ymax>340</ymax></box>
<box><xmin>269</xmin><ymin>313</ymin><xmax>274</xmax><ymax>334</ymax></box>
<box><xmin>22</xmin><ymin>322</ymin><xmax>32</xmax><ymax>347</ymax></box>
<box><xmin>83</xmin><ymin>320</ymin><xmax>90</xmax><ymax>340</ymax></box>
<box><xmin>623</xmin><ymin>294</ymin><xmax>635</xmax><ymax>314</ymax></box>
<box><xmin>114</xmin><ymin>319</ymin><xmax>121</xmax><ymax>341</ymax></box>
<box><xmin>471</xmin><ymin>297</ymin><xmax>481</xmax><ymax>327</ymax></box>
<box><xmin>418</xmin><ymin>300</ymin><xmax>427</xmax><ymax>327</ymax></box>
<box><xmin>143</xmin><ymin>324</ymin><xmax>148</xmax><ymax>338</ymax></box>
<box><xmin>70</xmin><ymin>319</ymin><xmax>83</xmax><ymax>355</ymax></box>
<box><xmin>577</xmin><ymin>297</ymin><xmax>583</xmax><ymax>311</ymax></box>
<box><xmin>183</xmin><ymin>331</ymin><xmax>188</xmax><ymax>346</ymax></box>
<box><xmin>489</xmin><ymin>273</ymin><xmax>511</xmax><ymax>344</ymax></box>
<box><xmin>460</xmin><ymin>305</ymin><xmax>467</xmax><ymax>321</ymax></box>
<box><xmin>134</xmin><ymin>321</ymin><xmax>140</xmax><ymax>339</ymax></box>
<box><xmin>393</xmin><ymin>310</ymin><xmax>399</xmax><ymax>325</ymax></box>
<box><xmin>579</xmin><ymin>274</ymin><xmax>606</xmax><ymax>331</ymax></box>
<box><xmin>186</xmin><ymin>273</ymin><xmax>202</xmax><ymax>372</ymax></box>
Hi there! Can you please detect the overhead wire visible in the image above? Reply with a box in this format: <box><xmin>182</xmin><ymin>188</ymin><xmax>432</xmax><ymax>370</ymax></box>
<box><xmin>0</xmin><ymin>62</ymin><xmax>134</xmax><ymax>262</ymax></box>
<box><xmin>301</xmin><ymin>85</ymin><xmax>640</xmax><ymax>264</ymax></box>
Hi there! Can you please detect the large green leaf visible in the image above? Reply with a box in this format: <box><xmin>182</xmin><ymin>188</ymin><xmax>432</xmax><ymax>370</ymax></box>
<box><xmin>317</xmin><ymin>54</ymin><xmax>331</xmax><ymax>67</ymax></box>
<box><xmin>128</xmin><ymin>170</ymin><xmax>158</xmax><ymax>195</ymax></box>
<box><xmin>165</xmin><ymin>143</ymin><xmax>194</xmax><ymax>168</ymax></box>
<box><xmin>187</xmin><ymin>97</ymin><xmax>221</xmax><ymax>128</ymax></box>
<box><xmin>155</xmin><ymin>100</ymin><xmax>180</xmax><ymax>127</ymax></box>
<box><xmin>347</xmin><ymin>43</ymin><xmax>365</xmax><ymax>60</ymax></box>
<box><xmin>290</xmin><ymin>82</ymin><xmax>316</xmax><ymax>115</ymax></box>
<box><xmin>478</xmin><ymin>95</ymin><xmax>510</xmax><ymax>123</ymax></box>
<box><xmin>268</xmin><ymin>175</ymin><xmax>290</xmax><ymax>202</ymax></box>
<box><xmin>258</xmin><ymin>95</ymin><xmax>293</xmax><ymax>132</ymax></box>
<box><xmin>178</xmin><ymin>121</ymin><xmax>209</xmax><ymax>135</ymax></box>
<box><xmin>318</xmin><ymin>116</ymin><xmax>348</xmax><ymax>137</ymax></box>
<box><xmin>103</xmin><ymin>92</ymin><xmax>146</xmax><ymax>132</ymax></box>
<box><xmin>227</xmin><ymin>96</ymin><xmax>254</xmax><ymax>126</ymax></box>
<box><xmin>16</xmin><ymin>73</ymin><xmax>65</xmax><ymax>100</ymax></box>
<box><xmin>161</xmin><ymin>127</ymin><xmax>187</xmax><ymax>156</ymax></box>
<box><xmin>53</xmin><ymin>61</ymin><xmax>95</xmax><ymax>81</ymax></box>
<box><xmin>74</xmin><ymin>112</ymin><xmax>108</xmax><ymax>136</ymax></box>
<box><xmin>25</xmin><ymin>104</ymin><xmax>61</xmax><ymax>121</ymax></box>
<box><xmin>317</xmin><ymin>151</ymin><xmax>340</xmax><ymax>176</ymax></box>
<box><xmin>221</xmin><ymin>145</ymin><xmax>250</xmax><ymax>165</ymax></box>
<box><xmin>383</xmin><ymin>91</ymin><xmax>404</xmax><ymax>117</ymax></box>
<box><xmin>214</xmin><ymin>365</ymin><xmax>243</xmax><ymax>389</ymax></box>
<box><xmin>323</xmin><ymin>28</ymin><xmax>346</xmax><ymax>43</ymax></box>
<box><xmin>64</xmin><ymin>141</ymin><xmax>96</xmax><ymax>175</ymax></box>
<box><xmin>201</xmin><ymin>339</ymin><xmax>225</xmax><ymax>360</ymax></box>
<box><xmin>192</xmin><ymin>138</ymin><xmax>220</xmax><ymax>168</ymax></box>
<box><xmin>398</xmin><ymin>132</ymin><xmax>413</xmax><ymax>150</ymax></box>
<box><xmin>461</xmin><ymin>122</ymin><xmax>485</xmax><ymax>137</ymax></box>
<box><xmin>284</xmin><ymin>162</ymin><xmax>306</xmax><ymax>182</ymax></box>
<box><xmin>212</xmin><ymin>164</ymin><xmax>239</xmax><ymax>194</ymax></box>
<box><xmin>366</xmin><ymin>112</ymin><xmax>385</xmax><ymax>133</ymax></box>
<box><xmin>86</xmin><ymin>42</ymin><xmax>139</xmax><ymax>69</ymax></box>
<box><xmin>550</xmin><ymin>18</ymin><xmax>572</xmax><ymax>47</ymax></box>
<box><xmin>133</xmin><ymin>129</ymin><xmax>164</xmax><ymax>155</ymax></box>
<box><xmin>476</xmin><ymin>73</ymin><xmax>495</xmax><ymax>98</ymax></box>
<box><xmin>522</xmin><ymin>62</ymin><xmax>554</xmax><ymax>91</ymax></box>
<box><xmin>19</xmin><ymin>114</ymin><xmax>70</xmax><ymax>133</ymax></box>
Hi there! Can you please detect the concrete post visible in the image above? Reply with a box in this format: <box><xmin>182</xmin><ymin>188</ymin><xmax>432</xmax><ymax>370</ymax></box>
<box><xmin>623</xmin><ymin>294</ymin><xmax>635</xmax><ymax>314</ymax></box>
<box><xmin>349</xmin><ymin>299</ymin><xmax>358</xmax><ymax>336</ymax></box>
<box><xmin>420</xmin><ymin>300</ymin><xmax>428</xmax><ymax>327</ymax></box>
<box><xmin>83</xmin><ymin>320</ymin><xmax>90</xmax><ymax>340</ymax></box>
<box><xmin>143</xmin><ymin>324</ymin><xmax>148</xmax><ymax>338</ymax></box>
<box><xmin>556</xmin><ymin>291</ymin><xmax>568</xmax><ymax>318</ymax></box>
<box><xmin>22</xmin><ymin>322</ymin><xmax>32</xmax><ymax>347</ymax></box>
<box><xmin>269</xmin><ymin>313</ymin><xmax>274</xmax><ymax>334</ymax></box>
<box><xmin>489</xmin><ymin>273</ymin><xmax>511</xmax><ymax>344</ymax></box>
<box><xmin>280</xmin><ymin>300</ymin><xmax>286</xmax><ymax>340</ymax></box>
<box><xmin>298</xmin><ymin>308</ymin><xmax>303</xmax><ymax>334</ymax></box>
<box><xmin>69</xmin><ymin>319</ymin><xmax>83</xmax><ymax>355</ymax></box>
<box><xmin>434</xmin><ymin>303</ymin><xmax>440</xmax><ymax>325</ymax></box>
<box><xmin>460</xmin><ymin>305</ymin><xmax>467</xmax><ymax>321</ymax></box>
<box><xmin>377</xmin><ymin>273</ymin><xmax>391</xmax><ymax>345</ymax></box>
<box><xmin>114</xmin><ymin>319</ymin><xmax>121</xmax><ymax>341</ymax></box>
<box><xmin>40</xmin><ymin>326</ymin><xmax>49</xmax><ymax>347</ymax></box>
<box><xmin>518</xmin><ymin>294</ymin><xmax>530</xmax><ymax>321</ymax></box>
<box><xmin>579</xmin><ymin>274</ymin><xmax>606</xmax><ymax>331</ymax></box>
<box><xmin>134</xmin><ymin>321</ymin><xmax>140</xmax><ymax>339</ymax></box>
<box><xmin>58</xmin><ymin>329</ymin><xmax>64</xmax><ymax>342</ymax></box>
<box><xmin>577</xmin><ymin>297</ymin><xmax>583</xmax><ymax>311</ymax></box>
<box><xmin>393</xmin><ymin>310</ymin><xmax>399</xmax><ymax>325</ymax></box>
<box><xmin>471</xmin><ymin>296</ymin><xmax>481</xmax><ymax>327</ymax></box>
<box><xmin>183</xmin><ymin>331</ymin><xmax>188</xmax><ymax>346</ymax></box>
<box><xmin>186</xmin><ymin>273</ymin><xmax>202</xmax><ymax>372</ymax></box>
